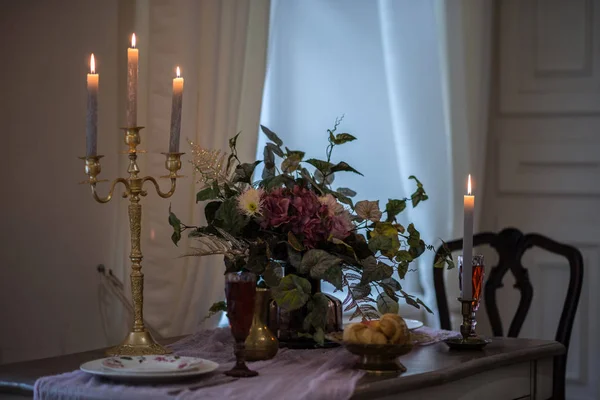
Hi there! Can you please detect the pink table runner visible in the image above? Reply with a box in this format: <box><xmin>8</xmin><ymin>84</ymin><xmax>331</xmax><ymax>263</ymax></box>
<box><xmin>34</xmin><ymin>326</ymin><xmax>456</xmax><ymax>400</ymax></box>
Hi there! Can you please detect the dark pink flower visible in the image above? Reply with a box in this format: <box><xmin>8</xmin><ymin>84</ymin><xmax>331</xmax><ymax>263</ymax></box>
<box><xmin>300</xmin><ymin>217</ymin><xmax>328</xmax><ymax>248</ymax></box>
<box><xmin>261</xmin><ymin>188</ymin><xmax>291</xmax><ymax>228</ymax></box>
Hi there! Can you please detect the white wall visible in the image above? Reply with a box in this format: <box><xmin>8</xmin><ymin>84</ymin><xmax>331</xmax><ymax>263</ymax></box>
<box><xmin>0</xmin><ymin>0</ymin><xmax>128</xmax><ymax>363</ymax></box>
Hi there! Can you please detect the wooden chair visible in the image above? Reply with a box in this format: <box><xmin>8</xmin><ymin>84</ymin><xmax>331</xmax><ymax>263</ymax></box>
<box><xmin>433</xmin><ymin>228</ymin><xmax>584</xmax><ymax>400</ymax></box>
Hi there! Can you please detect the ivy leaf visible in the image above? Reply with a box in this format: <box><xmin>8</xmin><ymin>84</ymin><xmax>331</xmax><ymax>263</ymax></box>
<box><xmin>168</xmin><ymin>209</ymin><xmax>182</xmax><ymax>246</ymax></box>
<box><xmin>417</xmin><ymin>298</ymin><xmax>433</xmax><ymax>314</ymax></box>
<box><xmin>395</xmin><ymin>250</ymin><xmax>413</xmax><ymax>262</ymax></box>
<box><xmin>272</xmin><ymin>274</ymin><xmax>312</xmax><ymax>311</ymax></box>
<box><xmin>349</xmin><ymin>283</ymin><xmax>371</xmax><ymax>300</ymax></box>
<box><xmin>305</xmin><ymin>159</ymin><xmax>334</xmax><ymax>173</ymax></box>
<box><xmin>385</xmin><ymin>199</ymin><xmax>407</xmax><ymax>222</ymax></box>
<box><xmin>360</xmin><ymin>256</ymin><xmax>393</xmax><ymax>283</ymax></box>
<box><xmin>196</xmin><ymin>186</ymin><xmax>220</xmax><ymax>202</ymax></box>
<box><xmin>228</xmin><ymin>132</ymin><xmax>241</xmax><ymax>152</ymax></box>
<box><xmin>397</xmin><ymin>260</ymin><xmax>409</xmax><ymax>279</ymax></box>
<box><xmin>407</xmin><ymin>223</ymin><xmax>421</xmax><ymax>247</ymax></box>
<box><xmin>260</xmin><ymin>125</ymin><xmax>283</xmax><ymax>146</ymax></box>
<box><xmin>214</xmin><ymin>198</ymin><xmax>247</xmax><ymax>236</ymax></box>
<box><xmin>380</xmin><ymin>277</ymin><xmax>402</xmax><ymax>291</ymax></box>
<box><xmin>336</xmin><ymin>187</ymin><xmax>357</xmax><ymax>198</ymax></box>
<box><xmin>314</xmin><ymin>169</ymin><xmax>335</xmax><ymax>185</ymax></box>
<box><xmin>263</xmin><ymin>145</ymin><xmax>275</xmax><ymax>170</ymax></box>
<box><xmin>233</xmin><ymin>161</ymin><xmax>262</xmax><ymax>184</ymax></box>
<box><xmin>332</xmin><ymin>133</ymin><xmax>357</xmax><ymax>145</ymax></box>
<box><xmin>409</xmin><ymin>175</ymin><xmax>429</xmax><ymax>207</ymax></box>
<box><xmin>301</xmin><ymin>249</ymin><xmax>343</xmax><ymax>290</ymax></box>
<box><xmin>204</xmin><ymin>201</ymin><xmax>221</xmax><ymax>224</ymax></box>
<box><xmin>376</xmin><ymin>293</ymin><xmax>399</xmax><ymax>314</ymax></box>
<box><xmin>330</xmin><ymin>161</ymin><xmax>363</xmax><ymax>176</ymax></box>
<box><xmin>266</xmin><ymin>142</ymin><xmax>284</xmax><ymax>158</ymax></box>
<box><xmin>263</xmin><ymin>261</ymin><xmax>284</xmax><ymax>287</ymax></box>
<box><xmin>303</xmin><ymin>293</ymin><xmax>329</xmax><ymax>332</ymax></box>
<box><xmin>287</xmin><ymin>231</ymin><xmax>305</xmax><ymax>252</ymax></box>
<box><xmin>287</xmin><ymin>245</ymin><xmax>302</xmax><ymax>269</ymax></box>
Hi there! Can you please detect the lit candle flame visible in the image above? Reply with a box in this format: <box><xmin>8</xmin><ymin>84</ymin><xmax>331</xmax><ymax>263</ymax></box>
<box><xmin>90</xmin><ymin>54</ymin><xmax>96</xmax><ymax>74</ymax></box>
<box><xmin>131</xmin><ymin>33</ymin><xmax>136</xmax><ymax>48</ymax></box>
<box><xmin>467</xmin><ymin>174</ymin><xmax>472</xmax><ymax>195</ymax></box>
<box><xmin>176</xmin><ymin>66</ymin><xmax>181</xmax><ymax>78</ymax></box>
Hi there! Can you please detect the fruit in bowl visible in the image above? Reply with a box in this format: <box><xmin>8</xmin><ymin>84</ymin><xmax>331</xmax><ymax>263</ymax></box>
<box><xmin>344</xmin><ymin>314</ymin><xmax>410</xmax><ymax>346</ymax></box>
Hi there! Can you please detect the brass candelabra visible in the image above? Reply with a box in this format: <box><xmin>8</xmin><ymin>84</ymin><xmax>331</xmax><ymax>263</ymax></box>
<box><xmin>81</xmin><ymin>127</ymin><xmax>183</xmax><ymax>356</ymax></box>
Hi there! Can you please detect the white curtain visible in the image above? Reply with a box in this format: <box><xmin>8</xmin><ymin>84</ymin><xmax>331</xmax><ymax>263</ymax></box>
<box><xmin>261</xmin><ymin>0</ymin><xmax>491</xmax><ymax>327</ymax></box>
<box><xmin>105</xmin><ymin>0</ymin><xmax>270</xmax><ymax>341</ymax></box>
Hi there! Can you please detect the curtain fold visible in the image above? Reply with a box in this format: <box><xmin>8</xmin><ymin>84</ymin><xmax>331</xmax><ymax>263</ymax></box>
<box><xmin>106</xmin><ymin>0</ymin><xmax>270</xmax><ymax>340</ymax></box>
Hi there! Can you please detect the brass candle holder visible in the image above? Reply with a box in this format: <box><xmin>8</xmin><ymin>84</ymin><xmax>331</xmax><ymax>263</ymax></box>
<box><xmin>81</xmin><ymin>127</ymin><xmax>184</xmax><ymax>356</ymax></box>
<box><xmin>444</xmin><ymin>255</ymin><xmax>491</xmax><ymax>350</ymax></box>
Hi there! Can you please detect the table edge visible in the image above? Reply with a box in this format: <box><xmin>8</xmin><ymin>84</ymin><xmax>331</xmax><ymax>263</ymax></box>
<box><xmin>351</xmin><ymin>340</ymin><xmax>565</xmax><ymax>399</ymax></box>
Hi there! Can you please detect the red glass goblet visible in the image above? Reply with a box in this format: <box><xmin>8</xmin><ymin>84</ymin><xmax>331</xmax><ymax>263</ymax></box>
<box><xmin>224</xmin><ymin>272</ymin><xmax>258</xmax><ymax>377</ymax></box>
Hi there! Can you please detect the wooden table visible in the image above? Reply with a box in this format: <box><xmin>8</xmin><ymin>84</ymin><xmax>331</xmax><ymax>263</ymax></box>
<box><xmin>0</xmin><ymin>337</ymin><xmax>563</xmax><ymax>400</ymax></box>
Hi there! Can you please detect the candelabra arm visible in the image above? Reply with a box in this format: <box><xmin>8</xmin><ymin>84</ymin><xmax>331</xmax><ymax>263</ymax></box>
<box><xmin>141</xmin><ymin>176</ymin><xmax>177</xmax><ymax>199</ymax></box>
<box><xmin>90</xmin><ymin>178</ymin><xmax>130</xmax><ymax>203</ymax></box>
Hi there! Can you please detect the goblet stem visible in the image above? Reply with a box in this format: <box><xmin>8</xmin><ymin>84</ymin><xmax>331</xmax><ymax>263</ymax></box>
<box><xmin>225</xmin><ymin>340</ymin><xmax>258</xmax><ymax>377</ymax></box>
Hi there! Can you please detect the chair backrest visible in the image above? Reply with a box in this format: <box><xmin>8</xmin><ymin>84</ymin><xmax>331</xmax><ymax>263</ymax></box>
<box><xmin>433</xmin><ymin>228</ymin><xmax>583</xmax><ymax>399</ymax></box>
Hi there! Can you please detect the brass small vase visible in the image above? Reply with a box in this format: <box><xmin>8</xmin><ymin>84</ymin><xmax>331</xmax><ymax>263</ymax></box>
<box><xmin>245</xmin><ymin>288</ymin><xmax>279</xmax><ymax>361</ymax></box>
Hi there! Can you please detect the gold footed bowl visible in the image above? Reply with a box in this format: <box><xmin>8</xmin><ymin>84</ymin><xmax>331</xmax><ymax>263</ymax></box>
<box><xmin>245</xmin><ymin>288</ymin><xmax>279</xmax><ymax>361</ymax></box>
<box><xmin>344</xmin><ymin>343</ymin><xmax>413</xmax><ymax>375</ymax></box>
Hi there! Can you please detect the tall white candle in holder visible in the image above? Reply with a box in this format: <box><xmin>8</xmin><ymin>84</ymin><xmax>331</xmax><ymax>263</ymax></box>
<box><xmin>462</xmin><ymin>174</ymin><xmax>474</xmax><ymax>299</ymax></box>
<box><xmin>126</xmin><ymin>33</ymin><xmax>138</xmax><ymax>127</ymax></box>
<box><xmin>86</xmin><ymin>54</ymin><xmax>99</xmax><ymax>157</ymax></box>
<box><xmin>169</xmin><ymin>66</ymin><xmax>184</xmax><ymax>153</ymax></box>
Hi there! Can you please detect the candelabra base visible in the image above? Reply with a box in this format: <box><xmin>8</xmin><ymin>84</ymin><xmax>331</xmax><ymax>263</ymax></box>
<box><xmin>105</xmin><ymin>330</ymin><xmax>172</xmax><ymax>356</ymax></box>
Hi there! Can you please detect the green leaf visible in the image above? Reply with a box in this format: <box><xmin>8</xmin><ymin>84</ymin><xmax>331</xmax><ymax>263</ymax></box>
<box><xmin>204</xmin><ymin>201</ymin><xmax>221</xmax><ymax>224</ymax></box>
<box><xmin>246</xmin><ymin>243</ymin><xmax>268</xmax><ymax>275</ymax></box>
<box><xmin>263</xmin><ymin>145</ymin><xmax>275</xmax><ymax>170</ymax></box>
<box><xmin>168</xmin><ymin>210</ymin><xmax>182</xmax><ymax>246</ymax></box>
<box><xmin>272</xmin><ymin>274</ymin><xmax>312</xmax><ymax>311</ymax></box>
<box><xmin>233</xmin><ymin>161</ymin><xmax>262</xmax><ymax>184</ymax></box>
<box><xmin>368</xmin><ymin>235</ymin><xmax>395</xmax><ymax>256</ymax></box>
<box><xmin>285</xmin><ymin>148</ymin><xmax>305</xmax><ymax>160</ymax></box>
<box><xmin>260</xmin><ymin>125</ymin><xmax>284</xmax><ymax>147</ymax></box>
<box><xmin>376</xmin><ymin>293</ymin><xmax>399</xmax><ymax>314</ymax></box>
<box><xmin>380</xmin><ymin>277</ymin><xmax>402</xmax><ymax>291</ymax></box>
<box><xmin>330</xmin><ymin>161</ymin><xmax>363</xmax><ymax>176</ymax></box>
<box><xmin>266</xmin><ymin>142</ymin><xmax>284</xmax><ymax>157</ymax></box>
<box><xmin>228</xmin><ymin>132</ymin><xmax>241</xmax><ymax>152</ymax></box>
<box><xmin>397</xmin><ymin>260</ymin><xmax>409</xmax><ymax>279</ymax></box>
<box><xmin>409</xmin><ymin>176</ymin><xmax>429</xmax><ymax>207</ymax></box>
<box><xmin>196</xmin><ymin>186</ymin><xmax>219</xmax><ymax>202</ymax></box>
<box><xmin>360</xmin><ymin>256</ymin><xmax>393</xmax><ymax>283</ymax></box>
<box><xmin>209</xmin><ymin>301</ymin><xmax>227</xmax><ymax>313</ymax></box>
<box><xmin>395</xmin><ymin>250</ymin><xmax>413</xmax><ymax>262</ymax></box>
<box><xmin>223</xmin><ymin>183</ymin><xmax>237</xmax><ymax>198</ymax></box>
<box><xmin>417</xmin><ymin>298</ymin><xmax>433</xmax><ymax>314</ymax></box>
<box><xmin>303</xmin><ymin>293</ymin><xmax>329</xmax><ymax>332</ymax></box>
<box><xmin>305</xmin><ymin>159</ymin><xmax>334</xmax><ymax>173</ymax></box>
<box><xmin>214</xmin><ymin>198</ymin><xmax>247</xmax><ymax>236</ymax></box>
<box><xmin>263</xmin><ymin>261</ymin><xmax>284</xmax><ymax>287</ymax></box>
<box><xmin>287</xmin><ymin>245</ymin><xmax>302</xmax><ymax>269</ymax></box>
<box><xmin>385</xmin><ymin>199</ymin><xmax>407</xmax><ymax>222</ymax></box>
<box><xmin>409</xmin><ymin>240</ymin><xmax>426</xmax><ymax>259</ymax></box>
<box><xmin>313</xmin><ymin>328</ymin><xmax>325</xmax><ymax>346</ymax></box>
<box><xmin>336</xmin><ymin>187</ymin><xmax>357</xmax><ymax>198</ymax></box>
<box><xmin>314</xmin><ymin>169</ymin><xmax>334</xmax><ymax>185</ymax></box>
<box><xmin>287</xmin><ymin>231</ymin><xmax>305</xmax><ymax>252</ymax></box>
<box><xmin>300</xmin><ymin>249</ymin><xmax>343</xmax><ymax>290</ymax></box>
<box><xmin>332</xmin><ymin>133</ymin><xmax>357</xmax><ymax>145</ymax></box>
<box><xmin>407</xmin><ymin>223</ymin><xmax>421</xmax><ymax>247</ymax></box>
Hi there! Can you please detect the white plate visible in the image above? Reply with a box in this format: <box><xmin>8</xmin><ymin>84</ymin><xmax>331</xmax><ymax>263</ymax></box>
<box><xmin>405</xmin><ymin>318</ymin><xmax>424</xmax><ymax>330</ymax></box>
<box><xmin>101</xmin><ymin>355</ymin><xmax>204</xmax><ymax>373</ymax></box>
<box><xmin>80</xmin><ymin>357</ymin><xmax>219</xmax><ymax>383</ymax></box>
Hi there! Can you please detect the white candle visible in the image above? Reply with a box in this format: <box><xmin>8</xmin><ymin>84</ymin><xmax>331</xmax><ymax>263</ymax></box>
<box><xmin>86</xmin><ymin>54</ymin><xmax>99</xmax><ymax>157</ymax></box>
<box><xmin>126</xmin><ymin>33</ymin><xmax>138</xmax><ymax>127</ymax></box>
<box><xmin>462</xmin><ymin>174</ymin><xmax>474</xmax><ymax>299</ymax></box>
<box><xmin>169</xmin><ymin>66</ymin><xmax>184</xmax><ymax>153</ymax></box>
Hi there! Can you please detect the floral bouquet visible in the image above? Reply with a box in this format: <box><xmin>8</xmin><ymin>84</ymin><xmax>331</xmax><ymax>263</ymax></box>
<box><xmin>169</xmin><ymin>119</ymin><xmax>453</xmax><ymax>343</ymax></box>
